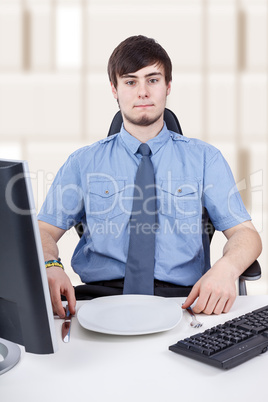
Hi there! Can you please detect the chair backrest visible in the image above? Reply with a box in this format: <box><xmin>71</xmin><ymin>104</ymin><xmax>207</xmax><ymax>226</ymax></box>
<box><xmin>108</xmin><ymin>108</ymin><xmax>183</xmax><ymax>136</ymax></box>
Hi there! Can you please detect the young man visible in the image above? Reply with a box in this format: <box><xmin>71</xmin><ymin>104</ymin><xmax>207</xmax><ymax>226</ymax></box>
<box><xmin>38</xmin><ymin>35</ymin><xmax>262</xmax><ymax>318</ymax></box>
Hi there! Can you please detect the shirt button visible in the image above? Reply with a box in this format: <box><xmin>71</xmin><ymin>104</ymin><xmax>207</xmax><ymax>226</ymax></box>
<box><xmin>178</xmin><ymin>188</ymin><xmax>182</xmax><ymax>193</ymax></box>
<box><xmin>105</xmin><ymin>190</ymin><xmax>109</xmax><ymax>194</ymax></box>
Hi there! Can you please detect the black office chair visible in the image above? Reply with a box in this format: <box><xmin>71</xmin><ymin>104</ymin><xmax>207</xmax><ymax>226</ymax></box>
<box><xmin>75</xmin><ymin>108</ymin><xmax>261</xmax><ymax>296</ymax></box>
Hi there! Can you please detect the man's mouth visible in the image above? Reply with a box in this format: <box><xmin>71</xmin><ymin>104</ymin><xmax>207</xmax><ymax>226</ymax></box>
<box><xmin>134</xmin><ymin>104</ymin><xmax>154</xmax><ymax>108</ymax></box>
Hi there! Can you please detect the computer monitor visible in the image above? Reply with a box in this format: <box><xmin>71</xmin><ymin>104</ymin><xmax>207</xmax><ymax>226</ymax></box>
<box><xmin>0</xmin><ymin>158</ymin><xmax>58</xmax><ymax>375</ymax></box>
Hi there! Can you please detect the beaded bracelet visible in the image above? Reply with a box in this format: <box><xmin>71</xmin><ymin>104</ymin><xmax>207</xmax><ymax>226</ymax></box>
<box><xmin>45</xmin><ymin>259</ymin><xmax>64</xmax><ymax>270</ymax></box>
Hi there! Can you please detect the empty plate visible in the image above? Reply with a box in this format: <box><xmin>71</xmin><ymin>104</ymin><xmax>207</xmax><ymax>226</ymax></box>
<box><xmin>77</xmin><ymin>294</ymin><xmax>182</xmax><ymax>335</ymax></box>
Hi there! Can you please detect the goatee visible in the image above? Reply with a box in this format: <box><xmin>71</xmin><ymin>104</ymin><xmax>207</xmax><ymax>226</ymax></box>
<box><xmin>122</xmin><ymin>111</ymin><xmax>162</xmax><ymax>127</ymax></box>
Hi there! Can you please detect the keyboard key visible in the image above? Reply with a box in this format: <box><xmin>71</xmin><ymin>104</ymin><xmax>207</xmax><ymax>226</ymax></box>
<box><xmin>189</xmin><ymin>345</ymin><xmax>205</xmax><ymax>353</ymax></box>
<box><xmin>252</xmin><ymin>326</ymin><xmax>267</xmax><ymax>334</ymax></box>
<box><xmin>177</xmin><ymin>340</ymin><xmax>190</xmax><ymax>349</ymax></box>
<box><xmin>238</xmin><ymin>323</ymin><xmax>255</xmax><ymax>331</ymax></box>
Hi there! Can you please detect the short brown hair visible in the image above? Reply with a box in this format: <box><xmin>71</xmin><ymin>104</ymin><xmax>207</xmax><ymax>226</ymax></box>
<box><xmin>108</xmin><ymin>35</ymin><xmax>172</xmax><ymax>88</ymax></box>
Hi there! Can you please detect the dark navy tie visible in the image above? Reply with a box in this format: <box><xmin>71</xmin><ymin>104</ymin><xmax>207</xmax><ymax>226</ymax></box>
<box><xmin>123</xmin><ymin>143</ymin><xmax>156</xmax><ymax>295</ymax></box>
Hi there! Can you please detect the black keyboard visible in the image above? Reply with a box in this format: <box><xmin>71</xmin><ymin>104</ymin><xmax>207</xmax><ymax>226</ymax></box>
<box><xmin>169</xmin><ymin>305</ymin><xmax>268</xmax><ymax>369</ymax></box>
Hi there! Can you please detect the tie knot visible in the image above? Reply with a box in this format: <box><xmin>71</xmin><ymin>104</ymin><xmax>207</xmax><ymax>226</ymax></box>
<box><xmin>138</xmin><ymin>143</ymin><xmax>151</xmax><ymax>157</ymax></box>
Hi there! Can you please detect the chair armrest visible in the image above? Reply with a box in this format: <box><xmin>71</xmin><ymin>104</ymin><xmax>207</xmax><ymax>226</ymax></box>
<box><xmin>75</xmin><ymin>222</ymin><xmax>84</xmax><ymax>238</ymax></box>
<box><xmin>239</xmin><ymin>260</ymin><xmax>261</xmax><ymax>281</ymax></box>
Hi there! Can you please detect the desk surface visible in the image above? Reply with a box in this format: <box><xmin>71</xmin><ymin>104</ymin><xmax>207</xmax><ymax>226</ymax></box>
<box><xmin>1</xmin><ymin>295</ymin><xmax>268</xmax><ymax>402</ymax></box>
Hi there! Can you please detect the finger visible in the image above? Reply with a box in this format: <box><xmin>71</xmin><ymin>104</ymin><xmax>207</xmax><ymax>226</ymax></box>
<box><xmin>203</xmin><ymin>292</ymin><xmax>226</xmax><ymax>315</ymax></box>
<box><xmin>181</xmin><ymin>283</ymin><xmax>200</xmax><ymax>309</ymax></box>
<box><xmin>191</xmin><ymin>288</ymin><xmax>214</xmax><ymax>314</ymax></box>
<box><xmin>211</xmin><ymin>298</ymin><xmax>228</xmax><ymax>315</ymax></box>
<box><xmin>64</xmin><ymin>286</ymin><xmax>76</xmax><ymax>315</ymax></box>
<box><xmin>211</xmin><ymin>287</ymin><xmax>236</xmax><ymax>314</ymax></box>
<box><xmin>222</xmin><ymin>296</ymin><xmax>236</xmax><ymax>314</ymax></box>
<box><xmin>48</xmin><ymin>284</ymin><xmax>60</xmax><ymax>316</ymax></box>
<box><xmin>50</xmin><ymin>285</ymin><xmax>65</xmax><ymax>318</ymax></box>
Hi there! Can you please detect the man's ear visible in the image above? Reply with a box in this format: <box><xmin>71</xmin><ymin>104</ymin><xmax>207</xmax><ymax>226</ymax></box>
<box><xmin>111</xmin><ymin>82</ymin><xmax>118</xmax><ymax>100</ymax></box>
<box><xmin>166</xmin><ymin>81</ymin><xmax>172</xmax><ymax>96</ymax></box>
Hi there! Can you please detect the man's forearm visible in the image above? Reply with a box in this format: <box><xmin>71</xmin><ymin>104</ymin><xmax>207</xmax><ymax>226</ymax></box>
<box><xmin>38</xmin><ymin>221</ymin><xmax>66</xmax><ymax>261</ymax></box>
<box><xmin>39</xmin><ymin>228</ymin><xmax>60</xmax><ymax>261</ymax></box>
<box><xmin>222</xmin><ymin>223</ymin><xmax>262</xmax><ymax>279</ymax></box>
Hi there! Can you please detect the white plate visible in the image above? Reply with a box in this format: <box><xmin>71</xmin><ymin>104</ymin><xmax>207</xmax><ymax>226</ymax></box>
<box><xmin>77</xmin><ymin>294</ymin><xmax>182</xmax><ymax>335</ymax></box>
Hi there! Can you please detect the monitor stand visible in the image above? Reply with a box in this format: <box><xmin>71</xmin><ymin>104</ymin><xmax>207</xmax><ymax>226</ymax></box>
<box><xmin>0</xmin><ymin>338</ymin><xmax>21</xmax><ymax>375</ymax></box>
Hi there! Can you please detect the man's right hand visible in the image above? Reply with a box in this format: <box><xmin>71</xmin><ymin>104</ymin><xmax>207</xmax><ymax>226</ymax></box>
<box><xmin>46</xmin><ymin>267</ymin><xmax>76</xmax><ymax>318</ymax></box>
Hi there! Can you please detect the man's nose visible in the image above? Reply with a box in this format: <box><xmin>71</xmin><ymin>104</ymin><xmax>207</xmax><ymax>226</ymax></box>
<box><xmin>138</xmin><ymin>83</ymin><xmax>149</xmax><ymax>98</ymax></box>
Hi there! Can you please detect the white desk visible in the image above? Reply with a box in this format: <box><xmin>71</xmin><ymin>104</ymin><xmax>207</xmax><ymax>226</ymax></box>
<box><xmin>1</xmin><ymin>295</ymin><xmax>268</xmax><ymax>402</ymax></box>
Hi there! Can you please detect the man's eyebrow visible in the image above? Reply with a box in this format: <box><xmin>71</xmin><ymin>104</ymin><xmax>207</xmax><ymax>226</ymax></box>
<box><xmin>145</xmin><ymin>72</ymin><xmax>163</xmax><ymax>78</ymax></box>
<box><xmin>121</xmin><ymin>72</ymin><xmax>163</xmax><ymax>79</ymax></box>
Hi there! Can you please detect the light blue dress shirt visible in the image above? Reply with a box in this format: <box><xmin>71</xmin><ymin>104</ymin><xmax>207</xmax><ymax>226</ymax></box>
<box><xmin>38</xmin><ymin>123</ymin><xmax>251</xmax><ymax>286</ymax></box>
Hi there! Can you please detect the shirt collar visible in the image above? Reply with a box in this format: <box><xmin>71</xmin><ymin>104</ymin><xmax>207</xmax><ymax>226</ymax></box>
<box><xmin>119</xmin><ymin>122</ymin><xmax>172</xmax><ymax>156</ymax></box>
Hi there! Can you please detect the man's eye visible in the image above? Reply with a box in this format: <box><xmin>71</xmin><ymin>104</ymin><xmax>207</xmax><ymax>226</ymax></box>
<box><xmin>126</xmin><ymin>81</ymin><xmax>135</xmax><ymax>86</ymax></box>
<box><xmin>149</xmin><ymin>79</ymin><xmax>158</xmax><ymax>84</ymax></box>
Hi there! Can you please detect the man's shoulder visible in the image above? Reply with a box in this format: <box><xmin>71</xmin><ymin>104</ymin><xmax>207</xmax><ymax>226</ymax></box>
<box><xmin>69</xmin><ymin>134</ymin><xmax>119</xmax><ymax>158</ymax></box>
<box><xmin>170</xmin><ymin>131</ymin><xmax>219</xmax><ymax>153</ymax></box>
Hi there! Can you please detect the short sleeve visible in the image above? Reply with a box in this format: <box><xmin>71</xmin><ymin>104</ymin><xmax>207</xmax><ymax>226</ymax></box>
<box><xmin>37</xmin><ymin>154</ymin><xmax>85</xmax><ymax>230</ymax></box>
<box><xmin>203</xmin><ymin>150</ymin><xmax>251</xmax><ymax>231</ymax></box>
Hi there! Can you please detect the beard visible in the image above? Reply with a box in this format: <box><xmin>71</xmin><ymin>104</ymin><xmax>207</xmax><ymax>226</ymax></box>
<box><xmin>122</xmin><ymin>110</ymin><xmax>163</xmax><ymax>127</ymax></box>
<box><xmin>117</xmin><ymin>98</ymin><xmax>164</xmax><ymax>127</ymax></box>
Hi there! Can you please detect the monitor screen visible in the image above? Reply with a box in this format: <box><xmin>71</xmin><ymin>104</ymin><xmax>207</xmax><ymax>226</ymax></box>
<box><xmin>0</xmin><ymin>159</ymin><xmax>58</xmax><ymax>375</ymax></box>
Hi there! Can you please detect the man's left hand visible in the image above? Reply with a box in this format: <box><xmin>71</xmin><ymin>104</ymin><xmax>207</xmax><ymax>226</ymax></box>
<box><xmin>182</xmin><ymin>259</ymin><xmax>237</xmax><ymax>315</ymax></box>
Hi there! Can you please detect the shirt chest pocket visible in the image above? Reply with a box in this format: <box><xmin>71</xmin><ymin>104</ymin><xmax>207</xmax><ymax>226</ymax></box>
<box><xmin>160</xmin><ymin>179</ymin><xmax>200</xmax><ymax>220</ymax></box>
<box><xmin>88</xmin><ymin>178</ymin><xmax>127</xmax><ymax>220</ymax></box>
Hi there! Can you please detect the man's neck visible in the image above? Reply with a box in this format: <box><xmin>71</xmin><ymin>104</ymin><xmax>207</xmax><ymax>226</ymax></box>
<box><xmin>123</xmin><ymin>118</ymin><xmax>164</xmax><ymax>143</ymax></box>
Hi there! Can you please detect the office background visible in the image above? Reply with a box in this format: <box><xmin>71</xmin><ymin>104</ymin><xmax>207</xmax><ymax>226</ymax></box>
<box><xmin>0</xmin><ymin>0</ymin><xmax>267</xmax><ymax>294</ymax></box>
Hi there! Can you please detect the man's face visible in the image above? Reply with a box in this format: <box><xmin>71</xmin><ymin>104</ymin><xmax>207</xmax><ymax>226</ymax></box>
<box><xmin>111</xmin><ymin>64</ymin><xmax>171</xmax><ymax>128</ymax></box>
